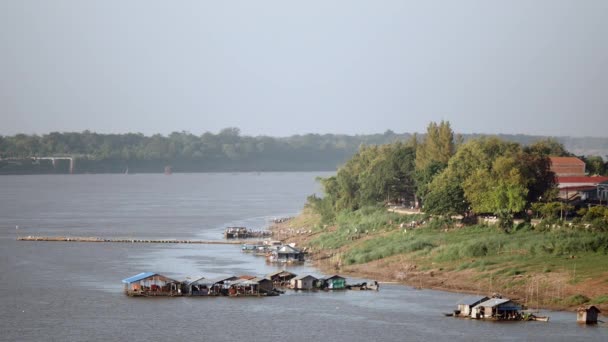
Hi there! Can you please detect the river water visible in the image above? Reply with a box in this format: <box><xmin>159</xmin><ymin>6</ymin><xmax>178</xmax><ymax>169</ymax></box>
<box><xmin>0</xmin><ymin>173</ymin><xmax>605</xmax><ymax>341</ymax></box>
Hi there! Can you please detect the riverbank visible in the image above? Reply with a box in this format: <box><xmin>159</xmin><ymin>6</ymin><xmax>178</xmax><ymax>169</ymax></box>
<box><xmin>271</xmin><ymin>208</ymin><xmax>608</xmax><ymax>313</ymax></box>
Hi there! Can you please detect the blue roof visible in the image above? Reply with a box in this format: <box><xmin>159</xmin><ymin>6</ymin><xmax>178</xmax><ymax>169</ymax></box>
<box><xmin>122</xmin><ymin>272</ymin><xmax>157</xmax><ymax>284</ymax></box>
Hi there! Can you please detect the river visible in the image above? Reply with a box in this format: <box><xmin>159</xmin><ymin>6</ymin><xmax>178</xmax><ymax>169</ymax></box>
<box><xmin>0</xmin><ymin>173</ymin><xmax>605</xmax><ymax>341</ymax></box>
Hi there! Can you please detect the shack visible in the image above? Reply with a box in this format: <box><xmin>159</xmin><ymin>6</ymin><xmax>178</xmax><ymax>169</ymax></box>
<box><xmin>266</xmin><ymin>270</ymin><xmax>297</xmax><ymax>287</ymax></box>
<box><xmin>323</xmin><ymin>275</ymin><xmax>347</xmax><ymax>290</ymax></box>
<box><xmin>470</xmin><ymin>298</ymin><xmax>522</xmax><ymax>320</ymax></box>
<box><xmin>122</xmin><ymin>272</ymin><xmax>181</xmax><ymax>296</ymax></box>
<box><xmin>577</xmin><ymin>305</ymin><xmax>601</xmax><ymax>324</ymax></box>
<box><xmin>291</xmin><ymin>275</ymin><xmax>318</xmax><ymax>290</ymax></box>
<box><xmin>207</xmin><ymin>276</ymin><xmax>239</xmax><ymax>296</ymax></box>
<box><xmin>251</xmin><ymin>277</ymin><xmax>274</xmax><ymax>294</ymax></box>
<box><xmin>182</xmin><ymin>276</ymin><xmax>214</xmax><ymax>296</ymax></box>
<box><xmin>228</xmin><ymin>278</ymin><xmax>267</xmax><ymax>296</ymax></box>
<box><xmin>267</xmin><ymin>245</ymin><xmax>305</xmax><ymax>263</ymax></box>
<box><xmin>225</xmin><ymin>227</ymin><xmax>248</xmax><ymax>239</ymax></box>
<box><xmin>455</xmin><ymin>296</ymin><xmax>489</xmax><ymax>317</ymax></box>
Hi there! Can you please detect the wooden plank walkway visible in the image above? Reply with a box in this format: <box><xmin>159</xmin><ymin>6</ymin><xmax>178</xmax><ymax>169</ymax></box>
<box><xmin>17</xmin><ymin>236</ymin><xmax>260</xmax><ymax>245</ymax></box>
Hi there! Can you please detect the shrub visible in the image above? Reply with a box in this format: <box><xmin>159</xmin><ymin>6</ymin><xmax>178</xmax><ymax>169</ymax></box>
<box><xmin>563</xmin><ymin>294</ymin><xmax>590</xmax><ymax>306</ymax></box>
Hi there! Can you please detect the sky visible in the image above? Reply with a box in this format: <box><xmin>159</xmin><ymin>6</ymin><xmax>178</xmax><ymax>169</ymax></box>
<box><xmin>1</xmin><ymin>0</ymin><xmax>607</xmax><ymax>137</ymax></box>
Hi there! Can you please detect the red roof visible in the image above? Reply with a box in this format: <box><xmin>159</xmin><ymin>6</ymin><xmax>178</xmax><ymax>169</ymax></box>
<box><xmin>559</xmin><ymin>186</ymin><xmax>597</xmax><ymax>192</ymax></box>
<box><xmin>557</xmin><ymin>176</ymin><xmax>608</xmax><ymax>184</ymax></box>
<box><xmin>549</xmin><ymin>157</ymin><xmax>585</xmax><ymax>166</ymax></box>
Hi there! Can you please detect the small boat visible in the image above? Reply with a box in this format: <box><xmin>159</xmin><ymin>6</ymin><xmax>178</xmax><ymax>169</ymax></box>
<box><xmin>530</xmin><ymin>316</ymin><xmax>550</xmax><ymax>322</ymax></box>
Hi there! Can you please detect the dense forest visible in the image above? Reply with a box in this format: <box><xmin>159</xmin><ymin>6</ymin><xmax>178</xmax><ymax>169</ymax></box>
<box><xmin>0</xmin><ymin>128</ymin><xmax>606</xmax><ymax>174</ymax></box>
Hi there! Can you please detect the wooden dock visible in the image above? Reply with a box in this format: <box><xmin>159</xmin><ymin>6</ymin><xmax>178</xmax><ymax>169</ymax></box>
<box><xmin>17</xmin><ymin>236</ymin><xmax>259</xmax><ymax>245</ymax></box>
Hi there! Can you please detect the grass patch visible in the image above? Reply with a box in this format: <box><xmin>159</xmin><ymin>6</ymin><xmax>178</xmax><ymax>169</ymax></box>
<box><xmin>592</xmin><ymin>294</ymin><xmax>608</xmax><ymax>304</ymax></box>
<box><xmin>342</xmin><ymin>232</ymin><xmax>436</xmax><ymax>265</ymax></box>
<box><xmin>563</xmin><ymin>294</ymin><xmax>591</xmax><ymax>306</ymax></box>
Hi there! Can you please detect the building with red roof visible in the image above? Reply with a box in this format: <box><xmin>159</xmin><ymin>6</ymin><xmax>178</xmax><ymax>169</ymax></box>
<box><xmin>549</xmin><ymin>156</ymin><xmax>586</xmax><ymax>177</ymax></box>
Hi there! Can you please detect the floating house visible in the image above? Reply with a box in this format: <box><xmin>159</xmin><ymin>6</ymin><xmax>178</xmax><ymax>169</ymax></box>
<box><xmin>252</xmin><ymin>277</ymin><xmax>274</xmax><ymax>294</ymax></box>
<box><xmin>577</xmin><ymin>305</ymin><xmax>601</xmax><ymax>324</ymax></box>
<box><xmin>267</xmin><ymin>245</ymin><xmax>305</xmax><ymax>263</ymax></box>
<box><xmin>205</xmin><ymin>276</ymin><xmax>240</xmax><ymax>296</ymax></box>
<box><xmin>470</xmin><ymin>298</ymin><xmax>522</xmax><ymax>320</ymax></box>
<box><xmin>455</xmin><ymin>296</ymin><xmax>490</xmax><ymax>317</ymax></box>
<box><xmin>226</xmin><ymin>277</ymin><xmax>274</xmax><ymax>296</ymax></box>
<box><xmin>323</xmin><ymin>275</ymin><xmax>347</xmax><ymax>290</ymax></box>
<box><xmin>291</xmin><ymin>275</ymin><xmax>319</xmax><ymax>290</ymax></box>
<box><xmin>225</xmin><ymin>227</ymin><xmax>272</xmax><ymax>239</ymax></box>
<box><xmin>182</xmin><ymin>276</ymin><xmax>216</xmax><ymax>296</ymax></box>
<box><xmin>267</xmin><ymin>270</ymin><xmax>297</xmax><ymax>287</ymax></box>
<box><xmin>225</xmin><ymin>227</ymin><xmax>249</xmax><ymax>239</ymax></box>
<box><xmin>122</xmin><ymin>272</ymin><xmax>181</xmax><ymax>296</ymax></box>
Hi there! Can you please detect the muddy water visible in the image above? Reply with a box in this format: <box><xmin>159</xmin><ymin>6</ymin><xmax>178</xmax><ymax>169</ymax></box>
<box><xmin>0</xmin><ymin>173</ymin><xmax>606</xmax><ymax>341</ymax></box>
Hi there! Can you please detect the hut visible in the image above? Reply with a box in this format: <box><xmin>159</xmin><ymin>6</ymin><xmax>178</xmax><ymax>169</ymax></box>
<box><xmin>470</xmin><ymin>298</ymin><xmax>522</xmax><ymax>320</ymax></box>
<box><xmin>291</xmin><ymin>275</ymin><xmax>319</xmax><ymax>290</ymax></box>
<box><xmin>323</xmin><ymin>275</ymin><xmax>347</xmax><ymax>290</ymax></box>
<box><xmin>577</xmin><ymin>305</ymin><xmax>601</xmax><ymax>324</ymax></box>
<box><xmin>224</xmin><ymin>227</ymin><xmax>248</xmax><ymax>239</ymax></box>
<box><xmin>122</xmin><ymin>272</ymin><xmax>181</xmax><ymax>296</ymax></box>
<box><xmin>206</xmin><ymin>276</ymin><xmax>239</xmax><ymax>296</ymax></box>
<box><xmin>266</xmin><ymin>270</ymin><xmax>297</xmax><ymax>287</ymax></box>
<box><xmin>251</xmin><ymin>277</ymin><xmax>274</xmax><ymax>294</ymax></box>
<box><xmin>267</xmin><ymin>245</ymin><xmax>305</xmax><ymax>263</ymax></box>
<box><xmin>228</xmin><ymin>279</ymin><xmax>263</xmax><ymax>296</ymax></box>
<box><xmin>455</xmin><ymin>296</ymin><xmax>489</xmax><ymax>317</ymax></box>
<box><xmin>182</xmin><ymin>276</ymin><xmax>214</xmax><ymax>296</ymax></box>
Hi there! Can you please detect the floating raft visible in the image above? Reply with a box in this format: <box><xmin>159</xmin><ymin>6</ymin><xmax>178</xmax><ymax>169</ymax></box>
<box><xmin>18</xmin><ymin>236</ymin><xmax>259</xmax><ymax>245</ymax></box>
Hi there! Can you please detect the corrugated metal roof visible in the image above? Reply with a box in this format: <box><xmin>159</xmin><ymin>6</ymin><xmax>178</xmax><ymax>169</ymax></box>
<box><xmin>122</xmin><ymin>272</ymin><xmax>157</xmax><ymax>284</ymax></box>
<box><xmin>183</xmin><ymin>276</ymin><xmax>206</xmax><ymax>285</ymax></box>
<box><xmin>325</xmin><ymin>275</ymin><xmax>345</xmax><ymax>280</ymax></box>
<box><xmin>278</xmin><ymin>245</ymin><xmax>301</xmax><ymax>253</ymax></box>
<box><xmin>456</xmin><ymin>296</ymin><xmax>489</xmax><ymax>305</ymax></box>
<box><xmin>267</xmin><ymin>270</ymin><xmax>297</xmax><ymax>277</ymax></box>
<box><xmin>293</xmin><ymin>274</ymin><xmax>318</xmax><ymax>281</ymax></box>
<box><xmin>474</xmin><ymin>298</ymin><xmax>521</xmax><ymax>309</ymax></box>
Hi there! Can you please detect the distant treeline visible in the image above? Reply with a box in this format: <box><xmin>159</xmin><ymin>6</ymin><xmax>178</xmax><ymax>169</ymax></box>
<box><xmin>0</xmin><ymin>128</ymin><xmax>606</xmax><ymax>174</ymax></box>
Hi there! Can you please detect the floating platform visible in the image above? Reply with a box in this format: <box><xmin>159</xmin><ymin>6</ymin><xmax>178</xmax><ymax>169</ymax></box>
<box><xmin>18</xmin><ymin>236</ymin><xmax>259</xmax><ymax>245</ymax></box>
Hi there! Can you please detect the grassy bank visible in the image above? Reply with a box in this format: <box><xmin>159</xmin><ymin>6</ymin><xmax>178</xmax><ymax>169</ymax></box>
<box><xmin>274</xmin><ymin>207</ymin><xmax>608</xmax><ymax>311</ymax></box>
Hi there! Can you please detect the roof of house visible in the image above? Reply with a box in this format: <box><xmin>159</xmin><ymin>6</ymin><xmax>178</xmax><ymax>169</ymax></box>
<box><xmin>121</xmin><ymin>272</ymin><xmax>175</xmax><ymax>284</ymax></box>
<box><xmin>558</xmin><ymin>186</ymin><xmax>597</xmax><ymax>192</ymax></box>
<box><xmin>578</xmin><ymin>305</ymin><xmax>601</xmax><ymax>313</ymax></box>
<box><xmin>266</xmin><ymin>270</ymin><xmax>297</xmax><ymax>278</ymax></box>
<box><xmin>474</xmin><ymin>298</ymin><xmax>521</xmax><ymax>310</ymax></box>
<box><xmin>277</xmin><ymin>245</ymin><xmax>301</xmax><ymax>254</ymax></box>
<box><xmin>456</xmin><ymin>296</ymin><xmax>489</xmax><ymax>305</ymax></box>
<box><xmin>325</xmin><ymin>275</ymin><xmax>346</xmax><ymax>280</ymax></box>
<box><xmin>557</xmin><ymin>176</ymin><xmax>608</xmax><ymax>184</ymax></box>
<box><xmin>251</xmin><ymin>277</ymin><xmax>271</xmax><ymax>283</ymax></box>
<box><xmin>550</xmin><ymin>157</ymin><xmax>585</xmax><ymax>166</ymax></box>
<box><xmin>293</xmin><ymin>274</ymin><xmax>318</xmax><ymax>281</ymax></box>
<box><xmin>183</xmin><ymin>276</ymin><xmax>206</xmax><ymax>284</ymax></box>
<box><xmin>206</xmin><ymin>276</ymin><xmax>239</xmax><ymax>284</ymax></box>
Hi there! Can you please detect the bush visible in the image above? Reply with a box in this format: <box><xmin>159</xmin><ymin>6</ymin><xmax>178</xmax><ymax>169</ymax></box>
<box><xmin>563</xmin><ymin>294</ymin><xmax>590</xmax><ymax>306</ymax></box>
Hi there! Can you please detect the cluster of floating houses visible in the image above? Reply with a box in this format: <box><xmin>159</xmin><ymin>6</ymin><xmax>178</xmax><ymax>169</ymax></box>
<box><xmin>242</xmin><ymin>240</ymin><xmax>306</xmax><ymax>263</ymax></box>
<box><xmin>450</xmin><ymin>295</ymin><xmax>603</xmax><ymax>324</ymax></box>
<box><xmin>224</xmin><ymin>227</ymin><xmax>273</xmax><ymax>239</ymax></box>
<box><xmin>122</xmin><ymin>270</ymin><xmax>378</xmax><ymax>297</ymax></box>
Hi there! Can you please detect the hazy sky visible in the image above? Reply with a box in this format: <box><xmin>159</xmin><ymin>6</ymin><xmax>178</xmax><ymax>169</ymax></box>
<box><xmin>1</xmin><ymin>0</ymin><xmax>607</xmax><ymax>137</ymax></box>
